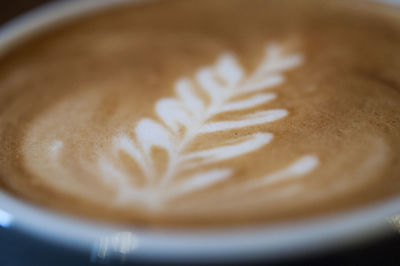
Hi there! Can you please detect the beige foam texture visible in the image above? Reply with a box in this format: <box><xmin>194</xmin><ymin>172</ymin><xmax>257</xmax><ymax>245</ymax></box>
<box><xmin>0</xmin><ymin>0</ymin><xmax>400</xmax><ymax>227</ymax></box>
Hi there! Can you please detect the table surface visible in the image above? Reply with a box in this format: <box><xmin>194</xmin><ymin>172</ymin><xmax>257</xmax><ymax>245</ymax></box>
<box><xmin>1</xmin><ymin>1</ymin><xmax>400</xmax><ymax>265</ymax></box>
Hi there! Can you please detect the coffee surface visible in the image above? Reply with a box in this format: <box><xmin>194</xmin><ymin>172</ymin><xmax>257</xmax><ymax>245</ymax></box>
<box><xmin>0</xmin><ymin>0</ymin><xmax>400</xmax><ymax>227</ymax></box>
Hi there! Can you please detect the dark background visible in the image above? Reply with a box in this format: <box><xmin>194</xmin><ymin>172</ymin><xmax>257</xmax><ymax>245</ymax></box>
<box><xmin>1</xmin><ymin>1</ymin><xmax>400</xmax><ymax>265</ymax></box>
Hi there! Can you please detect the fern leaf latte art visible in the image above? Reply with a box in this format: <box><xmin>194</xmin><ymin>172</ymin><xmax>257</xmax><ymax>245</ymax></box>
<box><xmin>0</xmin><ymin>0</ymin><xmax>400</xmax><ymax>227</ymax></box>
<box><xmin>90</xmin><ymin>44</ymin><xmax>318</xmax><ymax>208</ymax></box>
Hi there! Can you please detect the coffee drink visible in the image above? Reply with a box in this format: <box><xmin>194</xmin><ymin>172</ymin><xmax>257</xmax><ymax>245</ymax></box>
<box><xmin>0</xmin><ymin>0</ymin><xmax>399</xmax><ymax>227</ymax></box>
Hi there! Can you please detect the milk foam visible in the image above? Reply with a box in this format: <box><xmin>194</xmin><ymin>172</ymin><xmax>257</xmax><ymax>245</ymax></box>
<box><xmin>35</xmin><ymin>44</ymin><xmax>319</xmax><ymax>209</ymax></box>
<box><xmin>1</xmin><ymin>0</ymin><xmax>399</xmax><ymax>226</ymax></box>
<box><xmin>20</xmin><ymin>42</ymin><xmax>393</xmax><ymax>215</ymax></box>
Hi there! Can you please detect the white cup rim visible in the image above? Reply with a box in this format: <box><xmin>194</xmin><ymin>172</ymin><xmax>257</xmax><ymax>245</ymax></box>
<box><xmin>0</xmin><ymin>0</ymin><xmax>399</xmax><ymax>262</ymax></box>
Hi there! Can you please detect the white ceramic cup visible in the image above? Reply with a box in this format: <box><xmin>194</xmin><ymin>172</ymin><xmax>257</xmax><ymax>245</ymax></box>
<box><xmin>0</xmin><ymin>0</ymin><xmax>399</xmax><ymax>263</ymax></box>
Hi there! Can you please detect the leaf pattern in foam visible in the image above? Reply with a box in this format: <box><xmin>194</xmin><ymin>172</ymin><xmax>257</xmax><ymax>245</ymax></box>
<box><xmin>219</xmin><ymin>93</ymin><xmax>276</xmax><ymax>113</ymax></box>
<box><xmin>112</xmin><ymin>135</ymin><xmax>151</xmax><ymax>179</ymax></box>
<box><xmin>180</xmin><ymin>133</ymin><xmax>273</xmax><ymax>170</ymax></box>
<box><xmin>175</xmin><ymin>78</ymin><xmax>204</xmax><ymax>115</ymax></box>
<box><xmin>196</xmin><ymin>67</ymin><xmax>227</xmax><ymax>102</ymax></box>
<box><xmin>155</xmin><ymin>99</ymin><xmax>191</xmax><ymax>133</ymax></box>
<box><xmin>170</xmin><ymin>169</ymin><xmax>232</xmax><ymax>197</ymax></box>
<box><xmin>200</xmin><ymin>109</ymin><xmax>288</xmax><ymax>133</ymax></box>
<box><xmin>215</xmin><ymin>53</ymin><xmax>244</xmax><ymax>86</ymax></box>
<box><xmin>91</xmin><ymin>43</ymin><xmax>319</xmax><ymax>207</ymax></box>
<box><xmin>135</xmin><ymin>119</ymin><xmax>172</xmax><ymax>157</ymax></box>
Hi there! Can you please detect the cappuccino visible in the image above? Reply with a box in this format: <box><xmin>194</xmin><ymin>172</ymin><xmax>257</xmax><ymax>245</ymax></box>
<box><xmin>0</xmin><ymin>0</ymin><xmax>400</xmax><ymax>227</ymax></box>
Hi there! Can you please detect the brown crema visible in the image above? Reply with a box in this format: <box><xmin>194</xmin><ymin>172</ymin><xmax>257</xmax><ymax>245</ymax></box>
<box><xmin>0</xmin><ymin>0</ymin><xmax>400</xmax><ymax>228</ymax></box>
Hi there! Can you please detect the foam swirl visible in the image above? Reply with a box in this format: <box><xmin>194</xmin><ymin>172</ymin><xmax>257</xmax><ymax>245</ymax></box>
<box><xmin>44</xmin><ymin>44</ymin><xmax>319</xmax><ymax>210</ymax></box>
<box><xmin>1</xmin><ymin>0</ymin><xmax>398</xmax><ymax>226</ymax></box>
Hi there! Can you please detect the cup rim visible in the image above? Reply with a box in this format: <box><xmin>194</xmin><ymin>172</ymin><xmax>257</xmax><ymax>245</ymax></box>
<box><xmin>0</xmin><ymin>0</ymin><xmax>399</xmax><ymax>262</ymax></box>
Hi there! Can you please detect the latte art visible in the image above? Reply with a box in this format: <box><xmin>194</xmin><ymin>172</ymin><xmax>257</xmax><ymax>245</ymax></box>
<box><xmin>48</xmin><ymin>44</ymin><xmax>318</xmax><ymax>209</ymax></box>
<box><xmin>1</xmin><ymin>0</ymin><xmax>400</xmax><ymax>227</ymax></box>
